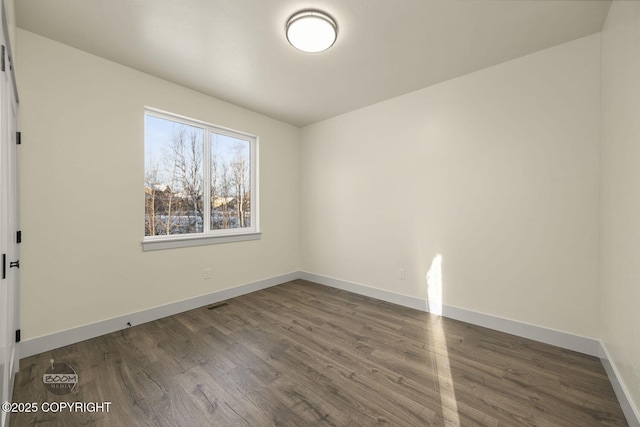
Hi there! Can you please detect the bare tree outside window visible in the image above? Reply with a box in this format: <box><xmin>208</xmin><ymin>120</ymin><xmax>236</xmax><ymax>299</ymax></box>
<box><xmin>144</xmin><ymin>110</ymin><xmax>256</xmax><ymax>244</ymax></box>
<box><xmin>211</xmin><ymin>133</ymin><xmax>251</xmax><ymax>230</ymax></box>
<box><xmin>145</xmin><ymin>116</ymin><xmax>203</xmax><ymax>236</ymax></box>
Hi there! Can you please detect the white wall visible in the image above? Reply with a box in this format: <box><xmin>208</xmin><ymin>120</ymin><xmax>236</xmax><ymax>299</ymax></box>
<box><xmin>12</xmin><ymin>9</ymin><xmax>639</xmax><ymax>416</ymax></box>
<box><xmin>601</xmin><ymin>1</ymin><xmax>640</xmax><ymax>414</ymax></box>
<box><xmin>301</xmin><ymin>34</ymin><xmax>601</xmax><ymax>338</ymax></box>
<box><xmin>16</xmin><ymin>29</ymin><xmax>300</xmax><ymax>340</ymax></box>
<box><xmin>3</xmin><ymin>0</ymin><xmax>16</xmax><ymax>52</ymax></box>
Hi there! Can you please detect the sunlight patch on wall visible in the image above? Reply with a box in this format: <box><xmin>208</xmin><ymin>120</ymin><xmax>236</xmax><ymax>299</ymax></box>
<box><xmin>427</xmin><ymin>254</ymin><xmax>443</xmax><ymax>315</ymax></box>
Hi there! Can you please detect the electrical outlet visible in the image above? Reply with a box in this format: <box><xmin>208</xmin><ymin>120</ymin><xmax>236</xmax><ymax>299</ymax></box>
<box><xmin>398</xmin><ymin>268</ymin><xmax>406</xmax><ymax>280</ymax></box>
<box><xmin>204</xmin><ymin>268</ymin><xmax>211</xmax><ymax>280</ymax></box>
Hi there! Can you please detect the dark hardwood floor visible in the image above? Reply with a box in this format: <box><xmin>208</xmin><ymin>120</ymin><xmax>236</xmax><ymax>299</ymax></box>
<box><xmin>9</xmin><ymin>280</ymin><xmax>627</xmax><ymax>426</ymax></box>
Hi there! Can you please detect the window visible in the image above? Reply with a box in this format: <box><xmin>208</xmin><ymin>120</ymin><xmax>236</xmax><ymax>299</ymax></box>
<box><xmin>143</xmin><ymin>108</ymin><xmax>259</xmax><ymax>251</ymax></box>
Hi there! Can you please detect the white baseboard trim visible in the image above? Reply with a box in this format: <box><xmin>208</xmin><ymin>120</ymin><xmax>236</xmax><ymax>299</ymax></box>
<box><xmin>22</xmin><ymin>271</ymin><xmax>601</xmax><ymax>359</ymax></box>
<box><xmin>599</xmin><ymin>342</ymin><xmax>640</xmax><ymax>427</ymax></box>
<box><xmin>299</xmin><ymin>272</ymin><xmax>429</xmax><ymax>312</ymax></box>
<box><xmin>299</xmin><ymin>271</ymin><xmax>600</xmax><ymax>357</ymax></box>
<box><xmin>19</xmin><ymin>270</ymin><xmax>638</xmax><ymax>426</ymax></box>
<box><xmin>441</xmin><ymin>305</ymin><xmax>601</xmax><ymax>357</ymax></box>
<box><xmin>20</xmin><ymin>271</ymin><xmax>299</xmax><ymax>358</ymax></box>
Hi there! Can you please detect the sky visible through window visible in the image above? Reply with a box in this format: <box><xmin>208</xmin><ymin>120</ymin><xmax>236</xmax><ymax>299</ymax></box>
<box><xmin>144</xmin><ymin>113</ymin><xmax>252</xmax><ymax>237</ymax></box>
<box><xmin>145</xmin><ymin>115</ymin><xmax>244</xmax><ymax>172</ymax></box>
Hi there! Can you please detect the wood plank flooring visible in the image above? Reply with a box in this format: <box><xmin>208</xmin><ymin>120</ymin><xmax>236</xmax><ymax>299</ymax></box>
<box><xmin>9</xmin><ymin>280</ymin><xmax>627</xmax><ymax>426</ymax></box>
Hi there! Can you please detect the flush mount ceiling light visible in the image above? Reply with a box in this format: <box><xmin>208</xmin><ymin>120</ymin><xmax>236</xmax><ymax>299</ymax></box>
<box><xmin>286</xmin><ymin>10</ymin><xmax>337</xmax><ymax>53</ymax></box>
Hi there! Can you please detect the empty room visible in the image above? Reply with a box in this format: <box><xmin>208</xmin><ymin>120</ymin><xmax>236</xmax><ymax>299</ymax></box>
<box><xmin>1</xmin><ymin>0</ymin><xmax>639</xmax><ymax>426</ymax></box>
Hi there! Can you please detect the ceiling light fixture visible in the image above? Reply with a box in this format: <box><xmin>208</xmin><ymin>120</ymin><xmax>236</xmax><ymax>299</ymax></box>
<box><xmin>286</xmin><ymin>10</ymin><xmax>337</xmax><ymax>53</ymax></box>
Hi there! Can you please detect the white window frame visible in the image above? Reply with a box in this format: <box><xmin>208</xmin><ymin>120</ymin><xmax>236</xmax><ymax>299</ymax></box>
<box><xmin>142</xmin><ymin>107</ymin><xmax>260</xmax><ymax>251</ymax></box>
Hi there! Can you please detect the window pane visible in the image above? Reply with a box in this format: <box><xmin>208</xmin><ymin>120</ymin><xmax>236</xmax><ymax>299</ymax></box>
<box><xmin>145</xmin><ymin>115</ymin><xmax>204</xmax><ymax>236</ymax></box>
<box><xmin>211</xmin><ymin>132</ymin><xmax>251</xmax><ymax>230</ymax></box>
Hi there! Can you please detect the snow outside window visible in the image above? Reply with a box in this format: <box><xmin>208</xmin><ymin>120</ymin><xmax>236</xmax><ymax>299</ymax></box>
<box><xmin>143</xmin><ymin>108</ymin><xmax>259</xmax><ymax>251</ymax></box>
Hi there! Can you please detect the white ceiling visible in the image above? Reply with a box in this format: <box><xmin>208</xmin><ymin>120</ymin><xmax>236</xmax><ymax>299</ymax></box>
<box><xmin>16</xmin><ymin>0</ymin><xmax>611</xmax><ymax>127</ymax></box>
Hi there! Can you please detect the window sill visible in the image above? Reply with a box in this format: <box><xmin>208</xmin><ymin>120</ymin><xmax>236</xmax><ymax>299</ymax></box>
<box><xmin>142</xmin><ymin>232</ymin><xmax>261</xmax><ymax>251</ymax></box>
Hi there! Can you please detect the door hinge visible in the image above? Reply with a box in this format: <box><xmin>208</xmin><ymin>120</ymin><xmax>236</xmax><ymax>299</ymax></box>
<box><xmin>15</xmin><ymin>329</ymin><xmax>21</xmax><ymax>343</ymax></box>
<box><xmin>1</xmin><ymin>45</ymin><xmax>5</xmax><ymax>72</ymax></box>
<box><xmin>17</xmin><ymin>230</ymin><xmax>21</xmax><ymax>244</ymax></box>
<box><xmin>16</xmin><ymin>131</ymin><xmax>21</xmax><ymax>145</ymax></box>
<box><xmin>1</xmin><ymin>254</ymin><xmax>5</xmax><ymax>279</ymax></box>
